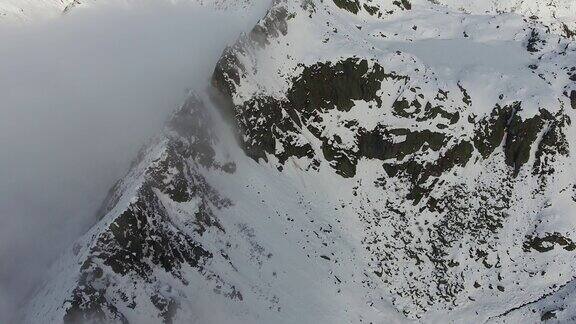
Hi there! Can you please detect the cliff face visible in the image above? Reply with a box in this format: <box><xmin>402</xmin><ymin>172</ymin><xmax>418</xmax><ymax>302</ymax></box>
<box><xmin>26</xmin><ymin>0</ymin><xmax>576</xmax><ymax>323</ymax></box>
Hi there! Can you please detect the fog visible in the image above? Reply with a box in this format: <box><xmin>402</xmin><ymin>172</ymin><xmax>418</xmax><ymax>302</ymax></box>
<box><xmin>0</xmin><ymin>1</ymin><xmax>269</xmax><ymax>321</ymax></box>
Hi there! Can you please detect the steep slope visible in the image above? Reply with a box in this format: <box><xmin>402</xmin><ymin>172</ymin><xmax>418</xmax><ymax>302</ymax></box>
<box><xmin>26</xmin><ymin>0</ymin><xmax>576</xmax><ymax>323</ymax></box>
<box><xmin>24</xmin><ymin>91</ymin><xmax>407</xmax><ymax>323</ymax></box>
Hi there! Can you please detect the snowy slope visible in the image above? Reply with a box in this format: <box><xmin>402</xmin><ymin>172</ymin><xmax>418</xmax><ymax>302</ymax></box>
<box><xmin>0</xmin><ymin>0</ymin><xmax>68</xmax><ymax>22</ymax></box>
<box><xmin>0</xmin><ymin>0</ymin><xmax>258</xmax><ymax>23</ymax></box>
<box><xmin>24</xmin><ymin>0</ymin><xmax>576</xmax><ymax>323</ymax></box>
<box><xmin>435</xmin><ymin>0</ymin><xmax>576</xmax><ymax>37</ymax></box>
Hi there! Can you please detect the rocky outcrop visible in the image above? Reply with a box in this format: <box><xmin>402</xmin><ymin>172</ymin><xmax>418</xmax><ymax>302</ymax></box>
<box><xmin>49</xmin><ymin>96</ymin><xmax>242</xmax><ymax>323</ymax></box>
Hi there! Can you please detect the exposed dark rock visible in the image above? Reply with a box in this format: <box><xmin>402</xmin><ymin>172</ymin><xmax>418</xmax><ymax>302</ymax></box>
<box><xmin>103</xmin><ymin>187</ymin><xmax>212</xmax><ymax>276</ymax></box>
<box><xmin>472</xmin><ymin>103</ymin><xmax>551</xmax><ymax>174</ymax></box>
<box><xmin>249</xmin><ymin>6</ymin><xmax>289</xmax><ymax>47</ymax></box>
<box><xmin>332</xmin><ymin>0</ymin><xmax>361</xmax><ymax>14</ymax></box>
<box><xmin>416</xmin><ymin>102</ymin><xmax>459</xmax><ymax>124</ymax></box>
<box><xmin>473</xmin><ymin>103</ymin><xmax>514</xmax><ymax>159</ymax></box>
<box><xmin>393</xmin><ymin>0</ymin><xmax>412</xmax><ymax>10</ymax></box>
<box><xmin>151</xmin><ymin>294</ymin><xmax>179</xmax><ymax>324</ymax></box>
<box><xmin>527</xmin><ymin>29</ymin><xmax>545</xmax><ymax>53</ymax></box>
<box><xmin>363</xmin><ymin>3</ymin><xmax>380</xmax><ymax>16</ymax></box>
<box><xmin>504</xmin><ymin>111</ymin><xmax>545</xmax><ymax>174</ymax></box>
<box><xmin>524</xmin><ymin>233</ymin><xmax>576</xmax><ymax>253</ymax></box>
<box><xmin>64</xmin><ymin>262</ymin><xmax>128</xmax><ymax>324</ymax></box>
<box><xmin>533</xmin><ymin>112</ymin><xmax>570</xmax><ymax>180</ymax></box>
<box><xmin>424</xmin><ymin>141</ymin><xmax>473</xmax><ymax>179</ymax></box>
<box><xmin>563</xmin><ymin>23</ymin><xmax>576</xmax><ymax>38</ymax></box>
<box><xmin>212</xmin><ymin>46</ymin><xmax>245</xmax><ymax>99</ymax></box>
<box><xmin>541</xmin><ymin>309</ymin><xmax>558</xmax><ymax>321</ymax></box>
<box><xmin>287</xmin><ymin>58</ymin><xmax>393</xmax><ymax>112</ymax></box>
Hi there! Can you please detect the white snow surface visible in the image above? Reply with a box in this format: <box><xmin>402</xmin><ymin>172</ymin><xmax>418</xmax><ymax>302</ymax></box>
<box><xmin>435</xmin><ymin>0</ymin><xmax>576</xmax><ymax>35</ymax></box>
<box><xmin>0</xmin><ymin>0</ymin><xmax>259</xmax><ymax>23</ymax></box>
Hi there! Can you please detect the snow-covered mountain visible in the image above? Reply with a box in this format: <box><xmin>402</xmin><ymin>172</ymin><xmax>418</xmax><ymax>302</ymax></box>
<box><xmin>21</xmin><ymin>0</ymin><xmax>576</xmax><ymax>323</ymax></box>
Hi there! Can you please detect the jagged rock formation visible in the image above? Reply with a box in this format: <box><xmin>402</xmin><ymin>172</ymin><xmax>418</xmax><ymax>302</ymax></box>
<box><xmin>24</xmin><ymin>0</ymin><xmax>576</xmax><ymax>323</ymax></box>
